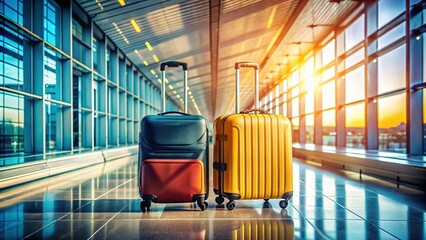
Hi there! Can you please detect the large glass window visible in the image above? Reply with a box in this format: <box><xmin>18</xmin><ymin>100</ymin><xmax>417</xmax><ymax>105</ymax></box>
<box><xmin>345</xmin><ymin>48</ymin><xmax>364</xmax><ymax>69</ymax></box>
<box><xmin>345</xmin><ymin>66</ymin><xmax>365</xmax><ymax>104</ymax></box>
<box><xmin>1</xmin><ymin>0</ymin><xmax>23</xmax><ymax>25</ymax></box>
<box><xmin>323</xmin><ymin>109</ymin><xmax>336</xmax><ymax>146</ymax></box>
<box><xmin>0</xmin><ymin>1</ymin><xmax>25</xmax><ymax>157</ymax></box>
<box><xmin>291</xmin><ymin>97</ymin><xmax>299</xmax><ymax>117</ymax></box>
<box><xmin>423</xmin><ymin>90</ymin><xmax>426</xmax><ymax>154</ymax></box>
<box><xmin>378</xmin><ymin>45</ymin><xmax>406</xmax><ymax>94</ymax></box>
<box><xmin>292</xmin><ymin>117</ymin><xmax>299</xmax><ymax>144</ymax></box>
<box><xmin>93</xmin><ymin>38</ymin><xmax>99</xmax><ymax>73</ymax></box>
<box><xmin>291</xmin><ymin>70</ymin><xmax>299</xmax><ymax>87</ymax></box>
<box><xmin>107</xmin><ymin>47</ymin><xmax>112</xmax><ymax>80</ymax></box>
<box><xmin>44</xmin><ymin>0</ymin><xmax>59</xmax><ymax>47</ymax></box>
<box><xmin>378</xmin><ymin>0</ymin><xmax>405</xmax><ymax>29</ymax></box>
<box><xmin>73</xmin><ymin>75</ymin><xmax>82</xmax><ymax>149</ymax></box>
<box><xmin>322</xmin><ymin>81</ymin><xmax>335</xmax><ymax>110</ymax></box>
<box><xmin>282</xmin><ymin>80</ymin><xmax>287</xmax><ymax>116</ymax></box>
<box><xmin>305</xmin><ymin>90</ymin><xmax>314</xmax><ymax>114</ymax></box>
<box><xmin>345</xmin><ymin>15</ymin><xmax>364</xmax><ymax>51</ymax></box>
<box><xmin>275</xmin><ymin>85</ymin><xmax>280</xmax><ymax>114</ymax></box>
<box><xmin>322</xmin><ymin>39</ymin><xmax>335</xmax><ymax>67</ymax></box>
<box><xmin>378</xmin><ymin>93</ymin><xmax>406</xmax><ymax>153</ymax></box>
<box><xmin>424</xmin><ymin>33</ymin><xmax>426</xmax><ymax>83</ymax></box>
<box><xmin>44</xmin><ymin>48</ymin><xmax>61</xmax><ymax>101</ymax></box>
<box><xmin>378</xmin><ymin>22</ymin><xmax>405</xmax><ymax>50</ymax></box>
<box><xmin>0</xmin><ymin>91</ymin><xmax>24</xmax><ymax>156</ymax></box>
<box><xmin>0</xmin><ymin>27</ymin><xmax>24</xmax><ymax>93</ymax></box>
<box><xmin>305</xmin><ymin>114</ymin><xmax>314</xmax><ymax>144</ymax></box>
<box><xmin>45</xmin><ymin>101</ymin><xmax>62</xmax><ymax>151</ymax></box>
<box><xmin>72</xmin><ymin>19</ymin><xmax>83</xmax><ymax>39</ymax></box>
<box><xmin>322</xmin><ymin>66</ymin><xmax>335</xmax><ymax>82</ymax></box>
<box><xmin>346</xmin><ymin>103</ymin><xmax>365</xmax><ymax>148</ymax></box>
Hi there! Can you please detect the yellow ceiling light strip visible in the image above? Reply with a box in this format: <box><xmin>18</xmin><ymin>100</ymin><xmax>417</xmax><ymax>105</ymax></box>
<box><xmin>150</xmin><ymin>70</ymin><xmax>156</xmax><ymax>75</ymax></box>
<box><xmin>143</xmin><ymin>60</ymin><xmax>149</xmax><ymax>66</ymax></box>
<box><xmin>153</xmin><ymin>54</ymin><xmax>159</xmax><ymax>62</ymax></box>
<box><xmin>168</xmin><ymin>85</ymin><xmax>173</xmax><ymax>90</ymax></box>
<box><xmin>164</xmin><ymin>78</ymin><xmax>169</xmax><ymax>83</ymax></box>
<box><xmin>118</xmin><ymin>0</ymin><xmax>126</xmax><ymax>6</ymax></box>
<box><xmin>130</xmin><ymin>19</ymin><xmax>141</xmax><ymax>33</ymax></box>
<box><xmin>157</xmin><ymin>79</ymin><xmax>162</xmax><ymax>83</ymax></box>
<box><xmin>145</xmin><ymin>42</ymin><xmax>153</xmax><ymax>51</ymax></box>
<box><xmin>267</xmin><ymin>6</ymin><xmax>277</xmax><ymax>29</ymax></box>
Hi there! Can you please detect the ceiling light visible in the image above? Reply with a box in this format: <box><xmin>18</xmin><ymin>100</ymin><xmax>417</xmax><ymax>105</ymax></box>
<box><xmin>150</xmin><ymin>70</ymin><xmax>156</xmax><ymax>75</ymax></box>
<box><xmin>157</xmin><ymin>79</ymin><xmax>162</xmax><ymax>83</ymax></box>
<box><xmin>177</xmin><ymin>95</ymin><xmax>180</xmax><ymax>99</ymax></box>
<box><xmin>118</xmin><ymin>0</ymin><xmax>126</xmax><ymax>6</ymax></box>
<box><xmin>112</xmin><ymin>22</ymin><xmax>129</xmax><ymax>44</ymax></box>
<box><xmin>95</xmin><ymin>0</ymin><xmax>104</xmax><ymax>10</ymax></box>
<box><xmin>169</xmin><ymin>85</ymin><xmax>174</xmax><ymax>90</ymax></box>
<box><xmin>173</xmin><ymin>91</ymin><xmax>177</xmax><ymax>94</ymax></box>
<box><xmin>153</xmin><ymin>54</ymin><xmax>159</xmax><ymax>63</ymax></box>
<box><xmin>145</xmin><ymin>42</ymin><xmax>153</xmax><ymax>51</ymax></box>
<box><xmin>165</xmin><ymin>79</ymin><xmax>169</xmax><ymax>83</ymax></box>
<box><xmin>188</xmin><ymin>91</ymin><xmax>192</xmax><ymax>95</ymax></box>
<box><xmin>130</xmin><ymin>19</ymin><xmax>141</xmax><ymax>32</ymax></box>
<box><xmin>143</xmin><ymin>60</ymin><xmax>148</xmax><ymax>66</ymax></box>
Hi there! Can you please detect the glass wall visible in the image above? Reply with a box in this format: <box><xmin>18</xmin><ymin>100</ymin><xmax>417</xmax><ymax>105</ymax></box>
<box><xmin>0</xmin><ymin>0</ymin><xmax>178</xmax><ymax>164</ymax></box>
<box><xmin>0</xmin><ymin>0</ymin><xmax>25</xmax><ymax>156</ymax></box>
<box><xmin>345</xmin><ymin>103</ymin><xmax>365</xmax><ymax>148</ymax></box>
<box><xmin>378</xmin><ymin>94</ymin><xmax>406</xmax><ymax>152</ymax></box>
<box><xmin>262</xmin><ymin>0</ymin><xmax>424</xmax><ymax>156</ymax></box>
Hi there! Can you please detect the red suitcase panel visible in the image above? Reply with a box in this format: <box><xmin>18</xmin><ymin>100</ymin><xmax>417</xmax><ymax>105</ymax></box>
<box><xmin>140</xmin><ymin>159</ymin><xmax>205</xmax><ymax>203</ymax></box>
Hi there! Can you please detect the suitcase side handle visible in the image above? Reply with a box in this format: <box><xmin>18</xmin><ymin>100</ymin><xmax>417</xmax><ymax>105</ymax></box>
<box><xmin>160</xmin><ymin>61</ymin><xmax>188</xmax><ymax>113</ymax></box>
<box><xmin>234</xmin><ymin>62</ymin><xmax>259</xmax><ymax>113</ymax></box>
<box><xmin>158</xmin><ymin>111</ymin><xmax>190</xmax><ymax>116</ymax></box>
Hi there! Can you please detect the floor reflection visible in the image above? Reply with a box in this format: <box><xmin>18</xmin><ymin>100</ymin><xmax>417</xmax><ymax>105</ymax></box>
<box><xmin>0</xmin><ymin>155</ymin><xmax>425</xmax><ymax>240</ymax></box>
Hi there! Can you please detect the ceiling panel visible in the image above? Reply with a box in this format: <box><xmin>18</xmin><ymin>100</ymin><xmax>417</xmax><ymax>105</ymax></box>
<box><xmin>77</xmin><ymin>0</ymin><xmax>361</xmax><ymax>120</ymax></box>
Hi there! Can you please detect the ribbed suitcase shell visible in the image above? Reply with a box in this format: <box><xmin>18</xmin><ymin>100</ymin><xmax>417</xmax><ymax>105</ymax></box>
<box><xmin>213</xmin><ymin>113</ymin><xmax>293</xmax><ymax>200</ymax></box>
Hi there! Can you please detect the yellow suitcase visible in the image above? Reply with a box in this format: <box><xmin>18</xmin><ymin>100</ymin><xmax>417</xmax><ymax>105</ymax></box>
<box><xmin>213</xmin><ymin>62</ymin><xmax>293</xmax><ymax>210</ymax></box>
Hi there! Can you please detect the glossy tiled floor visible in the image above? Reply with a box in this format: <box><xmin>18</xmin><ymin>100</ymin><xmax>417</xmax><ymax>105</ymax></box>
<box><xmin>0</xmin><ymin>154</ymin><xmax>425</xmax><ymax>240</ymax></box>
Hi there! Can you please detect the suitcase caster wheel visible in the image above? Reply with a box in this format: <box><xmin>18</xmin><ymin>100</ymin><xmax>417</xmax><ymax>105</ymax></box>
<box><xmin>197</xmin><ymin>201</ymin><xmax>208</xmax><ymax>211</ymax></box>
<box><xmin>215</xmin><ymin>196</ymin><xmax>225</xmax><ymax>205</ymax></box>
<box><xmin>226</xmin><ymin>201</ymin><xmax>236</xmax><ymax>210</ymax></box>
<box><xmin>279</xmin><ymin>199</ymin><xmax>288</xmax><ymax>209</ymax></box>
<box><xmin>140</xmin><ymin>200</ymin><xmax>152</xmax><ymax>213</ymax></box>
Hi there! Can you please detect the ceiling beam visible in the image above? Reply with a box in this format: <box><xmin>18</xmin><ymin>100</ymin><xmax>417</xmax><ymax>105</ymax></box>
<box><xmin>243</xmin><ymin>0</ymin><xmax>309</xmax><ymax>110</ymax></box>
<box><xmin>209</xmin><ymin>0</ymin><xmax>221</xmax><ymax>119</ymax></box>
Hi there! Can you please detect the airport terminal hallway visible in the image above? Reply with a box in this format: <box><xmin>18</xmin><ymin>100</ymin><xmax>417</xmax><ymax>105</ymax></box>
<box><xmin>1</xmin><ymin>153</ymin><xmax>425</xmax><ymax>240</ymax></box>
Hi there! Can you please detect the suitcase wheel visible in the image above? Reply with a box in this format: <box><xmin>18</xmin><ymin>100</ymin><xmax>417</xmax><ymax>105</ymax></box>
<box><xmin>196</xmin><ymin>200</ymin><xmax>208</xmax><ymax>211</ymax></box>
<box><xmin>226</xmin><ymin>201</ymin><xmax>236</xmax><ymax>210</ymax></box>
<box><xmin>215</xmin><ymin>196</ymin><xmax>225</xmax><ymax>205</ymax></box>
<box><xmin>140</xmin><ymin>200</ymin><xmax>152</xmax><ymax>213</ymax></box>
<box><xmin>279</xmin><ymin>199</ymin><xmax>289</xmax><ymax>209</ymax></box>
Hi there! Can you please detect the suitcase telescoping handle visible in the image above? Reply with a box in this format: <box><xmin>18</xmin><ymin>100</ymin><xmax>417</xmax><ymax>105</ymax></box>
<box><xmin>160</xmin><ymin>61</ymin><xmax>188</xmax><ymax>113</ymax></box>
<box><xmin>234</xmin><ymin>62</ymin><xmax>259</xmax><ymax>113</ymax></box>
